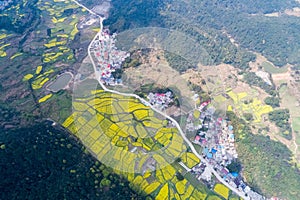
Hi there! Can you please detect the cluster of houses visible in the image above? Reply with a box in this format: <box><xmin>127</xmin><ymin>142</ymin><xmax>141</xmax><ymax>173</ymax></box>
<box><xmin>191</xmin><ymin>161</ymin><xmax>264</xmax><ymax>199</ymax></box>
<box><xmin>186</xmin><ymin>99</ymin><xmax>265</xmax><ymax>199</ymax></box>
<box><xmin>91</xmin><ymin>29</ymin><xmax>129</xmax><ymax>85</ymax></box>
<box><xmin>187</xmin><ymin>100</ymin><xmax>238</xmax><ymax>166</ymax></box>
<box><xmin>147</xmin><ymin>91</ymin><xmax>173</xmax><ymax>110</ymax></box>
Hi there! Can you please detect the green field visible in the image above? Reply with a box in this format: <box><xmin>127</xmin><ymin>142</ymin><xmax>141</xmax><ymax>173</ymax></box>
<box><xmin>262</xmin><ymin>61</ymin><xmax>288</xmax><ymax>74</ymax></box>
<box><xmin>293</xmin><ymin>117</ymin><xmax>300</xmax><ymax>132</ymax></box>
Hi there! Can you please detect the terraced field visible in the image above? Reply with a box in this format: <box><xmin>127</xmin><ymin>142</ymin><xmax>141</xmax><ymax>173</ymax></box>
<box><xmin>64</xmin><ymin>88</ymin><xmax>186</xmax><ymax>171</ymax></box>
<box><xmin>225</xmin><ymin>90</ymin><xmax>273</xmax><ymax>123</ymax></box>
<box><xmin>6</xmin><ymin>0</ymin><xmax>98</xmax><ymax>106</ymax></box>
<box><xmin>62</xmin><ymin>86</ymin><xmax>227</xmax><ymax>199</ymax></box>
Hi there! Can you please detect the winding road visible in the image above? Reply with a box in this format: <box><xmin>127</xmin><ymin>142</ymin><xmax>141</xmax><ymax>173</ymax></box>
<box><xmin>72</xmin><ymin>0</ymin><xmax>250</xmax><ymax>199</ymax></box>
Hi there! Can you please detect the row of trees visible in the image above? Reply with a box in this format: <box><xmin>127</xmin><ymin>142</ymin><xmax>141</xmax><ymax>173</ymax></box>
<box><xmin>243</xmin><ymin>72</ymin><xmax>277</xmax><ymax>96</ymax></box>
<box><xmin>268</xmin><ymin>109</ymin><xmax>292</xmax><ymax>140</ymax></box>
<box><xmin>264</xmin><ymin>96</ymin><xmax>280</xmax><ymax>108</ymax></box>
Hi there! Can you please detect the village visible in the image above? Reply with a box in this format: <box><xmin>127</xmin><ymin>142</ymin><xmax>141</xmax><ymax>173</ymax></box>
<box><xmin>185</xmin><ymin>96</ymin><xmax>265</xmax><ymax>200</ymax></box>
<box><xmin>90</xmin><ymin>29</ymin><xmax>129</xmax><ymax>86</ymax></box>
<box><xmin>147</xmin><ymin>91</ymin><xmax>174</xmax><ymax>110</ymax></box>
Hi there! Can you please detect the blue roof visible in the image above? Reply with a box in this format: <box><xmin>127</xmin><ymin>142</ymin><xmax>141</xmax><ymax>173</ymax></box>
<box><xmin>203</xmin><ymin>147</ymin><xmax>209</xmax><ymax>154</ymax></box>
<box><xmin>228</xmin><ymin>125</ymin><xmax>234</xmax><ymax>130</ymax></box>
<box><xmin>207</xmin><ymin>153</ymin><xmax>213</xmax><ymax>159</ymax></box>
<box><xmin>211</xmin><ymin>148</ymin><xmax>217</xmax><ymax>154</ymax></box>
<box><xmin>229</xmin><ymin>134</ymin><xmax>235</xmax><ymax>139</ymax></box>
<box><xmin>231</xmin><ymin>172</ymin><xmax>239</xmax><ymax>177</ymax></box>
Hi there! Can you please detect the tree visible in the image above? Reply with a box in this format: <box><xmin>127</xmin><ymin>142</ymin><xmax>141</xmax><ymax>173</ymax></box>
<box><xmin>264</xmin><ymin>97</ymin><xmax>280</xmax><ymax>107</ymax></box>
<box><xmin>175</xmin><ymin>172</ymin><xmax>184</xmax><ymax>181</ymax></box>
<box><xmin>227</xmin><ymin>160</ymin><xmax>242</xmax><ymax>173</ymax></box>
<box><xmin>243</xmin><ymin>113</ymin><xmax>253</xmax><ymax>121</ymax></box>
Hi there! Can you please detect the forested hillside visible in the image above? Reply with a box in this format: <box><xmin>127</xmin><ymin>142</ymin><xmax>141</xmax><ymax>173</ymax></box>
<box><xmin>105</xmin><ymin>0</ymin><xmax>300</xmax><ymax>68</ymax></box>
<box><xmin>214</xmin><ymin>0</ymin><xmax>297</xmax><ymax>14</ymax></box>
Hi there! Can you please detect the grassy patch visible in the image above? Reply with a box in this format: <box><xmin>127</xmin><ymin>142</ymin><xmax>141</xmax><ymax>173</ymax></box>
<box><xmin>292</xmin><ymin>117</ymin><xmax>300</xmax><ymax>133</ymax></box>
<box><xmin>262</xmin><ymin>61</ymin><xmax>288</xmax><ymax>74</ymax></box>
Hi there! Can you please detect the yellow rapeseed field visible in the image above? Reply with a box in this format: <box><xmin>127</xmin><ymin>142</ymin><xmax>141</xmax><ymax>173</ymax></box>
<box><xmin>214</xmin><ymin>183</ymin><xmax>230</xmax><ymax>199</ymax></box>
<box><xmin>38</xmin><ymin>94</ymin><xmax>52</xmax><ymax>103</ymax></box>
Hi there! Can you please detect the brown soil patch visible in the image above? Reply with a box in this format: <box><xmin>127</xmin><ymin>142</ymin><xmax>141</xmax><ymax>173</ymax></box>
<box><xmin>123</xmin><ymin>50</ymin><xmax>194</xmax><ymax>110</ymax></box>
<box><xmin>272</xmin><ymin>71</ymin><xmax>292</xmax><ymax>83</ymax></box>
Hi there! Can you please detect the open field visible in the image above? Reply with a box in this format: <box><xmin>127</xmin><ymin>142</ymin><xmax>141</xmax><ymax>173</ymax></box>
<box><xmin>0</xmin><ymin>0</ymin><xmax>98</xmax><ymax>119</ymax></box>
<box><xmin>226</xmin><ymin>89</ymin><xmax>273</xmax><ymax>123</ymax></box>
<box><xmin>66</xmin><ymin>88</ymin><xmax>186</xmax><ymax>171</ymax></box>
<box><xmin>214</xmin><ymin>183</ymin><xmax>230</xmax><ymax>199</ymax></box>
<box><xmin>292</xmin><ymin>117</ymin><xmax>300</xmax><ymax>134</ymax></box>
<box><xmin>262</xmin><ymin>61</ymin><xmax>288</xmax><ymax>74</ymax></box>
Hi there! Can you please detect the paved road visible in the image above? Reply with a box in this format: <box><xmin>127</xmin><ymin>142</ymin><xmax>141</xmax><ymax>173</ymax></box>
<box><xmin>71</xmin><ymin>0</ymin><xmax>99</xmax><ymax>16</ymax></box>
<box><xmin>179</xmin><ymin>162</ymin><xmax>191</xmax><ymax>172</ymax></box>
<box><xmin>72</xmin><ymin>1</ymin><xmax>250</xmax><ymax>199</ymax></box>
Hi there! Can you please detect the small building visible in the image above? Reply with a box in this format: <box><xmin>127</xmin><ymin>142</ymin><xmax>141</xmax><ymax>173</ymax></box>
<box><xmin>194</xmin><ymin>135</ymin><xmax>201</xmax><ymax>143</ymax></box>
<box><xmin>207</xmin><ymin>152</ymin><xmax>213</xmax><ymax>159</ymax></box>
<box><xmin>211</xmin><ymin>148</ymin><xmax>217</xmax><ymax>154</ymax></box>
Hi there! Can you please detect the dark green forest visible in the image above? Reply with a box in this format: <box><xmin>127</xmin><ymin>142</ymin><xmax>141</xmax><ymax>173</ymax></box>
<box><xmin>211</xmin><ymin>0</ymin><xmax>297</xmax><ymax>14</ymax></box>
<box><xmin>0</xmin><ymin>122</ymin><xmax>144</xmax><ymax>200</ymax></box>
<box><xmin>264</xmin><ymin>96</ymin><xmax>280</xmax><ymax>108</ymax></box>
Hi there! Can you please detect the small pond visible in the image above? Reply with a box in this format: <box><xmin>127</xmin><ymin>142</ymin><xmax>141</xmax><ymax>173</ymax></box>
<box><xmin>47</xmin><ymin>72</ymin><xmax>72</xmax><ymax>92</ymax></box>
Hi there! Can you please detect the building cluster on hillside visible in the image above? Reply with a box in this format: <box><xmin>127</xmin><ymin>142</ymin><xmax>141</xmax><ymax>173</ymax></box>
<box><xmin>186</xmin><ymin>100</ymin><xmax>238</xmax><ymax>165</ymax></box>
<box><xmin>0</xmin><ymin>0</ymin><xmax>12</xmax><ymax>10</ymax></box>
<box><xmin>91</xmin><ymin>29</ymin><xmax>129</xmax><ymax>85</ymax></box>
<box><xmin>185</xmin><ymin>99</ymin><xmax>265</xmax><ymax>199</ymax></box>
<box><xmin>147</xmin><ymin>91</ymin><xmax>173</xmax><ymax>110</ymax></box>
<box><xmin>191</xmin><ymin>161</ymin><xmax>264</xmax><ymax>199</ymax></box>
